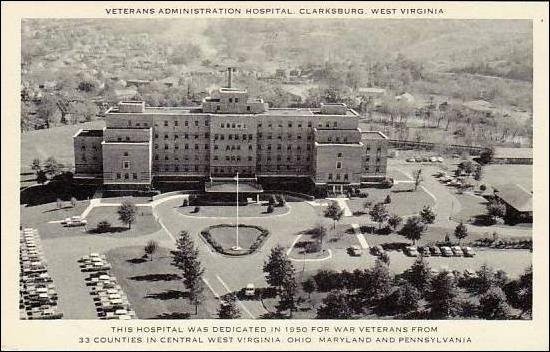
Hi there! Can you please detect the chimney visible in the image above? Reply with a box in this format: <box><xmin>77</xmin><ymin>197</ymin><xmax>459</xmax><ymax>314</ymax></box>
<box><xmin>227</xmin><ymin>67</ymin><xmax>232</xmax><ymax>88</ymax></box>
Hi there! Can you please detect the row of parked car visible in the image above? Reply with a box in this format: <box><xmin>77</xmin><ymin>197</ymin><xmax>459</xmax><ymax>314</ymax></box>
<box><xmin>404</xmin><ymin>245</ymin><xmax>476</xmax><ymax>257</ymax></box>
<box><xmin>405</xmin><ymin>156</ymin><xmax>444</xmax><ymax>163</ymax></box>
<box><xmin>364</xmin><ymin>244</ymin><xmax>476</xmax><ymax>258</ymax></box>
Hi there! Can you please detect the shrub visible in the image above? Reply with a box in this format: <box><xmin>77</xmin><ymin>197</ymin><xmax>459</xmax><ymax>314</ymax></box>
<box><xmin>384</xmin><ymin>195</ymin><xmax>392</xmax><ymax>204</ymax></box>
<box><xmin>194</xmin><ymin>206</ymin><xmax>200</xmax><ymax>213</ymax></box>
<box><xmin>182</xmin><ymin>198</ymin><xmax>189</xmax><ymax>207</ymax></box>
<box><xmin>480</xmin><ymin>184</ymin><xmax>487</xmax><ymax>192</ymax></box>
<box><xmin>305</xmin><ymin>241</ymin><xmax>322</xmax><ymax>253</ymax></box>
<box><xmin>96</xmin><ymin>220</ymin><xmax>111</xmax><ymax>233</ymax></box>
<box><xmin>268</xmin><ymin>195</ymin><xmax>277</xmax><ymax>206</ymax></box>
<box><xmin>266</xmin><ymin>204</ymin><xmax>274</xmax><ymax>213</ymax></box>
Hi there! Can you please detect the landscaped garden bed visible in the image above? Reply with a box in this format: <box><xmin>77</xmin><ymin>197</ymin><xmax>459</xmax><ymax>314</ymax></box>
<box><xmin>200</xmin><ymin>224</ymin><xmax>270</xmax><ymax>256</ymax></box>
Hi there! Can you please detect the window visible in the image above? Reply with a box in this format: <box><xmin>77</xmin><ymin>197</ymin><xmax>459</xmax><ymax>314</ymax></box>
<box><xmin>133</xmin><ymin>173</ymin><xmax>138</xmax><ymax>180</ymax></box>
<box><xmin>235</xmin><ymin>98</ymin><xmax>239</xmax><ymax>103</ymax></box>
<box><xmin>333</xmin><ymin>121</ymin><xmax>337</xmax><ymax>127</ymax></box>
<box><xmin>164</xmin><ymin>144</ymin><xmax>169</xmax><ymax>150</ymax></box>
<box><xmin>214</xmin><ymin>134</ymin><xmax>219</xmax><ymax>140</ymax></box>
<box><xmin>205</xmin><ymin>144</ymin><xmax>209</xmax><ymax>150</ymax></box>
<box><xmin>195</xmin><ymin>120</ymin><xmax>199</xmax><ymax>127</ymax></box>
<box><xmin>344</xmin><ymin>174</ymin><xmax>348</xmax><ymax>180</ymax></box>
<box><xmin>185</xmin><ymin>121</ymin><xmax>189</xmax><ymax>127</ymax></box>
<box><xmin>336</xmin><ymin>174</ymin><xmax>341</xmax><ymax>180</ymax></box>
<box><xmin>247</xmin><ymin>106</ymin><xmax>251</xmax><ymax>111</ymax></box>
<box><xmin>128</xmin><ymin>120</ymin><xmax>132</xmax><ymax>127</ymax></box>
<box><xmin>136</xmin><ymin>123</ymin><xmax>140</xmax><ymax>127</ymax></box>
<box><xmin>184</xmin><ymin>134</ymin><xmax>189</xmax><ymax>139</ymax></box>
<box><xmin>336</xmin><ymin>162</ymin><xmax>342</xmax><ymax>169</ymax></box>
<box><xmin>328</xmin><ymin>173</ymin><xmax>333</xmax><ymax>180</ymax></box>
<box><xmin>124</xmin><ymin>173</ymin><xmax>129</xmax><ymax>179</ymax></box>
<box><xmin>205</xmin><ymin>121</ymin><xmax>209</xmax><ymax>127</ymax></box>
<box><xmin>174</xmin><ymin>120</ymin><xmax>178</xmax><ymax>126</ymax></box>
<box><xmin>154</xmin><ymin>155</ymin><xmax>159</xmax><ymax>160</ymax></box>
<box><xmin>164</xmin><ymin>134</ymin><xmax>168</xmax><ymax>139</ymax></box>
<box><xmin>214</xmin><ymin>155</ymin><xmax>218</xmax><ymax>160</ymax></box>
<box><xmin>154</xmin><ymin>134</ymin><xmax>159</xmax><ymax>139</ymax></box>
<box><xmin>185</xmin><ymin>144</ymin><xmax>189</xmax><ymax>150</ymax></box>
<box><xmin>175</xmin><ymin>144</ymin><xmax>179</xmax><ymax>150</ymax></box>
<box><xmin>123</xmin><ymin>161</ymin><xmax>130</xmax><ymax>169</ymax></box>
<box><xmin>232</xmin><ymin>123</ymin><xmax>236</xmax><ymax>128</ymax></box>
<box><xmin>288</xmin><ymin>122</ymin><xmax>292</xmax><ymax>128</ymax></box>
<box><xmin>116</xmin><ymin>173</ymin><xmax>121</xmax><ymax>179</ymax></box>
<box><xmin>214</xmin><ymin>145</ymin><xmax>218</xmax><ymax>150</ymax></box>
<box><xmin>258</xmin><ymin>123</ymin><xmax>262</xmax><ymax>128</ymax></box>
<box><xmin>164</xmin><ymin>156</ymin><xmax>169</xmax><ymax>161</ymax></box>
<box><xmin>117</xmin><ymin>137</ymin><xmax>122</xmax><ymax>142</ymax></box>
<box><xmin>221</xmin><ymin>123</ymin><xmax>225</xmax><ymax>128</ymax></box>
<box><xmin>337</xmin><ymin>152</ymin><xmax>342</xmax><ymax>158</ymax></box>
<box><xmin>125</xmin><ymin>136</ymin><xmax>130</xmax><ymax>141</ymax></box>
<box><xmin>216</xmin><ymin>106</ymin><xmax>221</xmax><ymax>111</ymax></box>
<box><xmin>174</xmin><ymin>135</ymin><xmax>179</xmax><ymax>139</ymax></box>
<box><xmin>164</xmin><ymin>121</ymin><xmax>168</xmax><ymax>127</ymax></box>
<box><xmin>81</xmin><ymin>145</ymin><xmax>86</xmax><ymax>150</ymax></box>
<box><xmin>195</xmin><ymin>144</ymin><xmax>199</xmax><ymax>150</ymax></box>
<box><xmin>248</xmin><ymin>156</ymin><xmax>253</xmax><ymax>161</ymax></box>
<box><xmin>123</xmin><ymin>152</ymin><xmax>129</xmax><ymax>156</ymax></box>
<box><xmin>229</xmin><ymin>98</ymin><xmax>233</xmax><ymax>103</ymax></box>
<box><xmin>81</xmin><ymin>155</ymin><xmax>86</xmax><ymax>162</ymax></box>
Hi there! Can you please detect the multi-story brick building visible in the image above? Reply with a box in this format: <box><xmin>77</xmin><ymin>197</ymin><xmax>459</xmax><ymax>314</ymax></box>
<box><xmin>73</xmin><ymin>69</ymin><xmax>388</xmax><ymax>194</ymax></box>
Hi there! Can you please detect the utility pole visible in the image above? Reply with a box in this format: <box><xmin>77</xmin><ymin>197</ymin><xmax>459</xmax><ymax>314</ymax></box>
<box><xmin>232</xmin><ymin>172</ymin><xmax>241</xmax><ymax>250</ymax></box>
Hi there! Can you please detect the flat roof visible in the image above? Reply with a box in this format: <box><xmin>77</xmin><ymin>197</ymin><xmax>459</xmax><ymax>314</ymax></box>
<box><xmin>75</xmin><ymin>129</ymin><xmax>104</xmax><ymax>138</ymax></box>
<box><xmin>494</xmin><ymin>183</ymin><xmax>532</xmax><ymax>212</ymax></box>
<box><xmin>361</xmin><ymin>131</ymin><xmax>388</xmax><ymax>140</ymax></box>
<box><xmin>109</xmin><ymin>106</ymin><xmax>358</xmax><ymax>117</ymax></box>
<box><xmin>494</xmin><ymin>147</ymin><xmax>533</xmax><ymax>159</ymax></box>
<box><xmin>205</xmin><ymin>180</ymin><xmax>263</xmax><ymax>193</ymax></box>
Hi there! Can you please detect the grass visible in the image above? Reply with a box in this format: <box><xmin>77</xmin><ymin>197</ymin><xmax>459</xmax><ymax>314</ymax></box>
<box><xmin>20</xmin><ymin>120</ymin><xmax>105</xmax><ymax>173</ymax></box>
<box><xmin>201</xmin><ymin>224</ymin><xmax>269</xmax><ymax>255</ymax></box>
<box><xmin>105</xmin><ymin>246</ymin><xmax>217</xmax><ymax>319</ymax></box>
<box><xmin>85</xmin><ymin>206</ymin><xmax>161</xmax><ymax>238</ymax></box>
<box><xmin>348</xmin><ymin>185</ymin><xmax>435</xmax><ymax>218</ymax></box>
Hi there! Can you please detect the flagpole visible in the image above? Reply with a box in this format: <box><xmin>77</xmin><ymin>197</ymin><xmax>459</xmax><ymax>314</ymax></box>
<box><xmin>236</xmin><ymin>172</ymin><xmax>239</xmax><ymax>250</ymax></box>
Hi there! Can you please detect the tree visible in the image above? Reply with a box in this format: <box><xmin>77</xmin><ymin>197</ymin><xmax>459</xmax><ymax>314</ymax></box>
<box><xmin>479</xmin><ymin>147</ymin><xmax>494</xmax><ymax>164</ymax></box>
<box><xmin>474</xmin><ymin>264</ymin><xmax>496</xmax><ymax>294</ymax></box>
<box><xmin>379</xmin><ymin>251</ymin><xmax>391</xmax><ymax>266</ymax></box>
<box><xmin>36</xmin><ymin>170</ymin><xmax>48</xmax><ymax>184</ymax></box>
<box><xmin>396</xmin><ymin>281</ymin><xmax>421</xmax><ymax>313</ymax></box>
<box><xmin>302</xmin><ymin>278</ymin><xmax>316</xmax><ymax>299</ymax></box>
<box><xmin>384</xmin><ymin>195</ymin><xmax>392</xmax><ymax>204</ymax></box>
<box><xmin>311</xmin><ymin>224</ymin><xmax>328</xmax><ymax>245</ymax></box>
<box><xmin>473</xmin><ymin>164</ymin><xmax>483</xmax><ymax>181</ymax></box>
<box><xmin>457</xmin><ymin>161</ymin><xmax>475</xmax><ymax>178</ymax></box>
<box><xmin>37</xmin><ymin>94</ymin><xmax>61</xmax><ymax>128</ymax></box>
<box><xmin>117</xmin><ymin>201</ymin><xmax>137</xmax><ymax>229</ymax></box>
<box><xmin>172</xmin><ymin>232</ymin><xmax>205</xmax><ymax>315</ymax></box>
<box><xmin>427</xmin><ymin>271</ymin><xmax>460</xmax><ymax>319</ymax></box>
<box><xmin>263</xmin><ymin>245</ymin><xmax>295</xmax><ymax>292</ymax></box>
<box><xmin>369</xmin><ymin>203</ymin><xmax>389</xmax><ymax>230</ymax></box>
<box><xmin>43</xmin><ymin>157</ymin><xmax>63</xmax><ymax>177</ymax></box>
<box><xmin>357</xmin><ymin>260</ymin><xmax>393</xmax><ymax>305</ymax></box>
<box><xmin>96</xmin><ymin>220</ymin><xmax>111</xmax><ymax>233</ymax></box>
<box><xmin>31</xmin><ymin>158</ymin><xmax>41</xmax><ymax>171</ymax></box>
<box><xmin>454</xmin><ymin>221</ymin><xmax>468</xmax><ymax>244</ymax></box>
<box><xmin>316</xmin><ymin>291</ymin><xmax>353</xmax><ymax>319</ymax></box>
<box><xmin>387</xmin><ymin>214</ymin><xmax>403</xmax><ymax>231</ymax></box>
<box><xmin>478</xmin><ymin>287</ymin><xmax>511</xmax><ymax>320</ymax></box>
<box><xmin>403</xmin><ymin>256</ymin><xmax>432</xmax><ymax>293</ymax></box>
<box><xmin>218</xmin><ymin>294</ymin><xmax>241</xmax><ymax>319</ymax></box>
<box><xmin>419</xmin><ymin>205</ymin><xmax>436</xmax><ymax>224</ymax></box>
<box><xmin>278</xmin><ymin>269</ymin><xmax>298</xmax><ymax>317</ymax></box>
<box><xmin>70</xmin><ymin>197</ymin><xmax>78</xmax><ymax>208</ymax></box>
<box><xmin>412</xmin><ymin>169</ymin><xmax>423</xmax><ymax>191</ymax></box>
<box><xmin>486</xmin><ymin>198</ymin><xmax>506</xmax><ymax>223</ymax></box>
<box><xmin>144</xmin><ymin>240</ymin><xmax>159</xmax><ymax>261</ymax></box>
<box><xmin>399</xmin><ymin>216</ymin><xmax>427</xmax><ymax>245</ymax></box>
<box><xmin>56</xmin><ymin>198</ymin><xmax>63</xmax><ymax>209</ymax></box>
<box><xmin>324</xmin><ymin>201</ymin><xmax>344</xmax><ymax>229</ymax></box>
<box><xmin>266</xmin><ymin>204</ymin><xmax>274</xmax><ymax>213</ymax></box>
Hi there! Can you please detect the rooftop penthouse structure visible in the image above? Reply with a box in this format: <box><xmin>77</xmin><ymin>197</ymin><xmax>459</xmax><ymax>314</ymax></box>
<box><xmin>73</xmin><ymin>68</ymin><xmax>388</xmax><ymax>194</ymax></box>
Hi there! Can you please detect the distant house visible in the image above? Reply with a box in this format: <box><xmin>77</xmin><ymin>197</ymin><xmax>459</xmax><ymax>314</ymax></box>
<box><xmin>463</xmin><ymin>100</ymin><xmax>497</xmax><ymax>118</ymax></box>
<box><xmin>395</xmin><ymin>92</ymin><xmax>415</xmax><ymax>104</ymax></box>
<box><xmin>493</xmin><ymin>183</ymin><xmax>533</xmax><ymax>224</ymax></box>
<box><xmin>158</xmin><ymin>76</ymin><xmax>180</xmax><ymax>88</ymax></box>
<box><xmin>114</xmin><ymin>88</ymin><xmax>138</xmax><ymax>101</ymax></box>
<box><xmin>126</xmin><ymin>79</ymin><xmax>151</xmax><ymax>88</ymax></box>
<box><xmin>493</xmin><ymin>147</ymin><xmax>533</xmax><ymax>165</ymax></box>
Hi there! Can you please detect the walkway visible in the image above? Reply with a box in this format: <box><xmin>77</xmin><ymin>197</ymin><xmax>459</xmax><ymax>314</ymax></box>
<box><xmin>351</xmin><ymin>223</ymin><xmax>369</xmax><ymax>249</ymax></box>
<box><xmin>327</xmin><ymin>197</ymin><xmax>353</xmax><ymax>217</ymax></box>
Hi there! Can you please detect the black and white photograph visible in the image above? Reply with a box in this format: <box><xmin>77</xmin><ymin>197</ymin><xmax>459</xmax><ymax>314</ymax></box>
<box><xmin>17</xmin><ymin>17</ymin><xmax>536</xmax><ymax>321</ymax></box>
<box><xmin>2</xmin><ymin>2</ymin><xmax>549</xmax><ymax>351</ymax></box>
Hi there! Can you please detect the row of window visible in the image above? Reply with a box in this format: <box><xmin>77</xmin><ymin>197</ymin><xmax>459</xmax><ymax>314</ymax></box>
<box><xmin>257</xmin><ymin>121</ymin><xmax>342</xmax><ymax>129</ymax></box>
<box><xmin>328</xmin><ymin>173</ymin><xmax>349</xmax><ymax>181</ymax></box>
<box><xmin>155</xmin><ymin>154</ymin><xmax>209</xmax><ymax>161</ymax></box>
<box><xmin>155</xmin><ymin>144</ymin><xmax>210</xmax><ymax>150</ymax></box>
<box><xmin>214</xmin><ymin>133</ymin><xmax>254</xmax><ymax>141</ymax></box>
<box><xmin>127</xmin><ymin>121</ymin><xmax>149</xmax><ymax>128</ymax></box>
<box><xmin>80</xmin><ymin>145</ymin><xmax>99</xmax><ymax>151</ymax></box>
<box><xmin>159</xmin><ymin>120</ymin><xmax>209</xmax><ymax>127</ymax></box>
<box><xmin>115</xmin><ymin>172</ymin><xmax>139</xmax><ymax>180</ymax></box>
<box><xmin>258</xmin><ymin>133</ymin><xmax>311</xmax><ymax>140</ymax></box>
<box><xmin>258</xmin><ymin>144</ymin><xmax>311</xmax><ymax>151</ymax></box>
<box><xmin>155</xmin><ymin>133</ymin><xmax>209</xmax><ymax>139</ymax></box>
<box><xmin>219</xmin><ymin>122</ymin><xmax>247</xmax><ymax>129</ymax></box>
<box><xmin>212</xmin><ymin>155</ymin><xmax>253</xmax><ymax>162</ymax></box>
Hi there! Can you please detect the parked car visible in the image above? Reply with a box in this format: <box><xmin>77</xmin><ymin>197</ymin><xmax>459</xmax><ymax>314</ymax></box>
<box><xmin>462</xmin><ymin>247</ymin><xmax>476</xmax><ymax>257</ymax></box>
<box><xmin>463</xmin><ymin>269</ymin><xmax>477</xmax><ymax>278</ymax></box>
<box><xmin>429</xmin><ymin>156</ymin><xmax>437</xmax><ymax>162</ymax></box>
<box><xmin>419</xmin><ymin>247</ymin><xmax>431</xmax><ymax>257</ymax></box>
<box><xmin>406</xmin><ymin>157</ymin><xmax>416</xmax><ymax>162</ymax></box>
<box><xmin>244</xmin><ymin>283</ymin><xmax>255</xmax><ymax>297</ymax></box>
<box><xmin>437</xmin><ymin>157</ymin><xmax>444</xmax><ymax>162</ymax></box>
<box><xmin>429</xmin><ymin>246</ymin><xmax>442</xmax><ymax>256</ymax></box>
<box><xmin>440</xmin><ymin>246</ymin><xmax>454</xmax><ymax>257</ymax></box>
<box><xmin>62</xmin><ymin>216</ymin><xmax>87</xmax><ymax>227</ymax></box>
<box><xmin>370</xmin><ymin>245</ymin><xmax>386</xmax><ymax>256</ymax></box>
<box><xmin>451</xmin><ymin>246</ymin><xmax>464</xmax><ymax>257</ymax></box>
<box><xmin>404</xmin><ymin>246</ymin><xmax>419</xmax><ymax>257</ymax></box>
<box><xmin>422</xmin><ymin>157</ymin><xmax>429</xmax><ymax>162</ymax></box>
<box><xmin>348</xmin><ymin>245</ymin><xmax>362</xmax><ymax>257</ymax></box>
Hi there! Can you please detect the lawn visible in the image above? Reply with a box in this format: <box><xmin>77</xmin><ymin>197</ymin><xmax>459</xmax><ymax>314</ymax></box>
<box><xmin>202</xmin><ymin>224</ymin><xmax>269</xmax><ymax>255</ymax></box>
<box><xmin>179</xmin><ymin>203</ymin><xmax>289</xmax><ymax>218</ymax></box>
<box><xmin>85</xmin><ymin>206</ymin><xmax>161</xmax><ymax>238</ymax></box>
<box><xmin>348</xmin><ymin>184</ymin><xmax>435</xmax><ymax>218</ymax></box>
<box><xmin>20</xmin><ymin>120</ymin><xmax>105</xmax><ymax>173</ymax></box>
<box><xmin>20</xmin><ymin>200</ymin><xmax>89</xmax><ymax>231</ymax></box>
<box><xmin>288</xmin><ymin>224</ymin><xmax>361</xmax><ymax>260</ymax></box>
<box><xmin>452</xmin><ymin>193</ymin><xmax>488</xmax><ymax>223</ymax></box>
<box><xmin>105</xmin><ymin>246</ymin><xmax>218</xmax><ymax>319</ymax></box>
